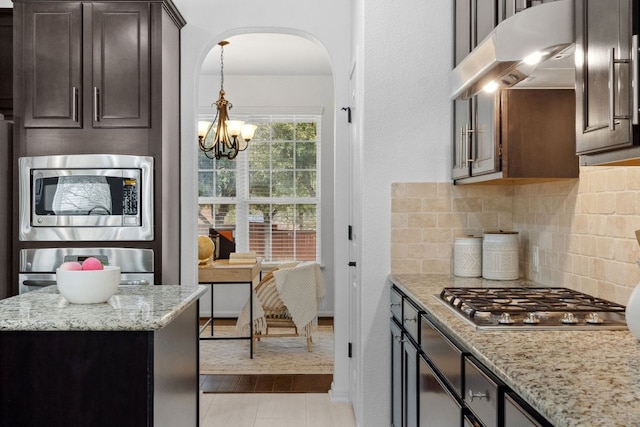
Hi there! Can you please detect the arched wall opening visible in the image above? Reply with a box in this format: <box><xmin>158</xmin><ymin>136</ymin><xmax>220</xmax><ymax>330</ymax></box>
<box><xmin>178</xmin><ymin>13</ymin><xmax>351</xmax><ymax>401</ymax></box>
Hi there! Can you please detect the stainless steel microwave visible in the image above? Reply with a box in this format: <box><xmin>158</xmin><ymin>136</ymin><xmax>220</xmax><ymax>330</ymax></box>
<box><xmin>19</xmin><ymin>154</ymin><xmax>153</xmax><ymax>241</ymax></box>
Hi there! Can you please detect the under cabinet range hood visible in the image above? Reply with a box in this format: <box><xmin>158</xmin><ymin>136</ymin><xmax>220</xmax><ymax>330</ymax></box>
<box><xmin>450</xmin><ymin>0</ymin><xmax>576</xmax><ymax>100</ymax></box>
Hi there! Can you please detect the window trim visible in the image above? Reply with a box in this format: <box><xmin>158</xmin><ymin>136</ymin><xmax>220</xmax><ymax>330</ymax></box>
<box><xmin>197</xmin><ymin>110</ymin><xmax>322</xmax><ymax>264</ymax></box>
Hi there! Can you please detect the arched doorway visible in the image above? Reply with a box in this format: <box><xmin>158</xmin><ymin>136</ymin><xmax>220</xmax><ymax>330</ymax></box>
<box><xmin>191</xmin><ymin>31</ymin><xmax>343</xmax><ymax>391</ymax></box>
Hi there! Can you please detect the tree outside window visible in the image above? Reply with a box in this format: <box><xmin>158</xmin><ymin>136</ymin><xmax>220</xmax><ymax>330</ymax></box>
<box><xmin>198</xmin><ymin>115</ymin><xmax>321</xmax><ymax>263</ymax></box>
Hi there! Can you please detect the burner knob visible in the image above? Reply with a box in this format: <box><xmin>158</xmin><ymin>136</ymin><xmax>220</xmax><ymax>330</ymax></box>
<box><xmin>586</xmin><ymin>313</ymin><xmax>604</xmax><ymax>324</ymax></box>
<box><xmin>523</xmin><ymin>313</ymin><xmax>540</xmax><ymax>324</ymax></box>
<box><xmin>498</xmin><ymin>312</ymin><xmax>514</xmax><ymax>324</ymax></box>
<box><xmin>561</xmin><ymin>313</ymin><xmax>578</xmax><ymax>324</ymax></box>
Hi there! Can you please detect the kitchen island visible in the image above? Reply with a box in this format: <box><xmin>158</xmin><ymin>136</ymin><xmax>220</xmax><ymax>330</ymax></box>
<box><xmin>0</xmin><ymin>284</ymin><xmax>206</xmax><ymax>427</ymax></box>
<box><xmin>390</xmin><ymin>274</ymin><xmax>640</xmax><ymax>427</ymax></box>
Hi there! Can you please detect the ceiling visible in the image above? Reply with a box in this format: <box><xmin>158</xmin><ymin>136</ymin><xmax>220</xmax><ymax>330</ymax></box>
<box><xmin>200</xmin><ymin>33</ymin><xmax>332</xmax><ymax>77</ymax></box>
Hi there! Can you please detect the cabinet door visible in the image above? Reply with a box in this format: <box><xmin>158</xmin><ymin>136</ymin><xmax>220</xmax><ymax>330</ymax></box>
<box><xmin>391</xmin><ymin>320</ymin><xmax>403</xmax><ymax>427</ymax></box>
<box><xmin>474</xmin><ymin>0</ymin><xmax>497</xmax><ymax>46</ymax></box>
<box><xmin>455</xmin><ymin>0</ymin><xmax>472</xmax><ymax>66</ymax></box>
<box><xmin>419</xmin><ymin>355</ymin><xmax>462</xmax><ymax>426</ymax></box>
<box><xmin>23</xmin><ymin>3</ymin><xmax>82</xmax><ymax>128</ymax></box>
<box><xmin>403</xmin><ymin>339</ymin><xmax>419</xmax><ymax>427</ymax></box>
<box><xmin>575</xmin><ymin>0</ymin><xmax>633</xmax><ymax>154</ymax></box>
<box><xmin>505</xmin><ymin>392</ymin><xmax>552</xmax><ymax>426</ymax></box>
<box><xmin>0</xmin><ymin>9</ymin><xmax>13</xmax><ymax>120</ymax></box>
<box><xmin>453</xmin><ymin>100</ymin><xmax>471</xmax><ymax>179</ymax></box>
<box><xmin>92</xmin><ymin>2</ymin><xmax>150</xmax><ymax>128</ymax></box>
<box><xmin>470</xmin><ymin>92</ymin><xmax>499</xmax><ymax>175</ymax></box>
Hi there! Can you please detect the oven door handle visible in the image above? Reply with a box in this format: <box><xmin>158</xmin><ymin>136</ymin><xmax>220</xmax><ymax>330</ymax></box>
<box><xmin>21</xmin><ymin>280</ymin><xmax>56</xmax><ymax>288</ymax></box>
<box><xmin>22</xmin><ymin>278</ymin><xmax>151</xmax><ymax>288</ymax></box>
<box><xmin>120</xmin><ymin>279</ymin><xmax>150</xmax><ymax>286</ymax></box>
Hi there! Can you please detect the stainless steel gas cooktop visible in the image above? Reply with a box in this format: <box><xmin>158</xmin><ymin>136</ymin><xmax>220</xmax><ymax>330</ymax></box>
<box><xmin>437</xmin><ymin>287</ymin><xmax>628</xmax><ymax>331</ymax></box>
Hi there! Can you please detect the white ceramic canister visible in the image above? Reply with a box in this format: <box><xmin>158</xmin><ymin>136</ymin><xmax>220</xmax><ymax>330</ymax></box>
<box><xmin>625</xmin><ymin>260</ymin><xmax>640</xmax><ymax>340</ymax></box>
<box><xmin>482</xmin><ymin>231</ymin><xmax>519</xmax><ymax>280</ymax></box>
<box><xmin>453</xmin><ymin>237</ymin><xmax>482</xmax><ymax>277</ymax></box>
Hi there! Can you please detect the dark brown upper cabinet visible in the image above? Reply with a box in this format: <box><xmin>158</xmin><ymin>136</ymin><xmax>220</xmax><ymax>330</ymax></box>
<box><xmin>575</xmin><ymin>0</ymin><xmax>640</xmax><ymax>165</ymax></box>
<box><xmin>452</xmin><ymin>0</ymin><xmax>498</xmax><ymax>181</ymax></box>
<box><xmin>452</xmin><ymin>0</ymin><xmax>578</xmax><ymax>184</ymax></box>
<box><xmin>0</xmin><ymin>9</ymin><xmax>13</xmax><ymax>120</ymax></box>
<box><xmin>22</xmin><ymin>2</ymin><xmax>150</xmax><ymax>129</ymax></box>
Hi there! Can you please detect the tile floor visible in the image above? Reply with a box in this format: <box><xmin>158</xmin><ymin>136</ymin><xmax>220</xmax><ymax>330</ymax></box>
<box><xmin>200</xmin><ymin>392</ymin><xmax>356</xmax><ymax>427</ymax></box>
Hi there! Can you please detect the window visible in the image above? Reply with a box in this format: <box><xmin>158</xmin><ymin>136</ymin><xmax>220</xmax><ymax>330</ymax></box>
<box><xmin>198</xmin><ymin>114</ymin><xmax>321</xmax><ymax>263</ymax></box>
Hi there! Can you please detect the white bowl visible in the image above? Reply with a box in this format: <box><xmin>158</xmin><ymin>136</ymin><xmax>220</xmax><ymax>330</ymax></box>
<box><xmin>56</xmin><ymin>266</ymin><xmax>121</xmax><ymax>304</ymax></box>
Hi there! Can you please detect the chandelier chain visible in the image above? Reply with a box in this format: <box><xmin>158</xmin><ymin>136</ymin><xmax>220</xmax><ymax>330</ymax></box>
<box><xmin>220</xmin><ymin>43</ymin><xmax>224</xmax><ymax>91</ymax></box>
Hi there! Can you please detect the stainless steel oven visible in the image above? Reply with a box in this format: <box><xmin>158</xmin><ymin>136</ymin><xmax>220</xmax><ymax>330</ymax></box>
<box><xmin>19</xmin><ymin>248</ymin><xmax>154</xmax><ymax>294</ymax></box>
<box><xmin>19</xmin><ymin>154</ymin><xmax>153</xmax><ymax>241</ymax></box>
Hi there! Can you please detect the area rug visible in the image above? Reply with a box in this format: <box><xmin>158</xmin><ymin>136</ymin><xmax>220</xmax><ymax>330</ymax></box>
<box><xmin>199</xmin><ymin>325</ymin><xmax>334</xmax><ymax>375</ymax></box>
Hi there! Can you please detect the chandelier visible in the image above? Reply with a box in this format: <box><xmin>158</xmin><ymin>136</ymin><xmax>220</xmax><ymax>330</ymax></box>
<box><xmin>198</xmin><ymin>41</ymin><xmax>257</xmax><ymax>160</ymax></box>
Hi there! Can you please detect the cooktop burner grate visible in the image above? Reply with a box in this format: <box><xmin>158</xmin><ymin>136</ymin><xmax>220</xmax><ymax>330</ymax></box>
<box><xmin>440</xmin><ymin>287</ymin><xmax>626</xmax><ymax>317</ymax></box>
<box><xmin>437</xmin><ymin>287</ymin><xmax>628</xmax><ymax>330</ymax></box>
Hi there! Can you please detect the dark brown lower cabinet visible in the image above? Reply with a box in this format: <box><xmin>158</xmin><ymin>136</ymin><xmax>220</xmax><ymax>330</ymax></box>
<box><xmin>391</xmin><ymin>319</ymin><xmax>404</xmax><ymax>427</ymax></box>
<box><xmin>419</xmin><ymin>355</ymin><xmax>462</xmax><ymax>426</ymax></box>
<box><xmin>0</xmin><ymin>302</ymin><xmax>199</xmax><ymax>427</ymax></box>
<box><xmin>404</xmin><ymin>339</ymin><xmax>419</xmax><ymax>427</ymax></box>
<box><xmin>390</xmin><ymin>285</ymin><xmax>552</xmax><ymax>427</ymax></box>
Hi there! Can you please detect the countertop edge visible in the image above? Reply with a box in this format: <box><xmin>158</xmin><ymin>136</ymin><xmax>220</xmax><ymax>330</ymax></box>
<box><xmin>0</xmin><ymin>285</ymin><xmax>208</xmax><ymax>332</ymax></box>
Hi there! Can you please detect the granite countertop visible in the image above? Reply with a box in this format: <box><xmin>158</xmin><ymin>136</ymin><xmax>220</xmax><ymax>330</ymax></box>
<box><xmin>0</xmin><ymin>284</ymin><xmax>207</xmax><ymax>332</ymax></box>
<box><xmin>389</xmin><ymin>273</ymin><xmax>640</xmax><ymax>427</ymax></box>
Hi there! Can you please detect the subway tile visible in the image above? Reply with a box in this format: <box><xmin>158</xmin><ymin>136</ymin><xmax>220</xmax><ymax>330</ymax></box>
<box><xmin>390</xmin><ymin>169</ymin><xmax>640</xmax><ymax>301</ymax></box>
<box><xmin>407</xmin><ymin>213</ymin><xmax>437</xmax><ymax>228</ymax></box>
<box><xmin>422</xmin><ymin>197</ymin><xmax>452</xmax><ymax>213</ymax></box>
<box><xmin>406</xmin><ymin>182</ymin><xmax>437</xmax><ymax>197</ymax></box>
<box><xmin>391</xmin><ymin>197</ymin><xmax>421</xmax><ymax>213</ymax></box>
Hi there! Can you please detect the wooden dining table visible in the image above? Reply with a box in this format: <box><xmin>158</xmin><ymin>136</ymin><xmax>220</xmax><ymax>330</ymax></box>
<box><xmin>198</xmin><ymin>259</ymin><xmax>262</xmax><ymax>358</ymax></box>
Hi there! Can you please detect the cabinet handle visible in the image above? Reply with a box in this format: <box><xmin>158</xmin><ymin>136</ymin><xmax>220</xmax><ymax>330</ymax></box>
<box><xmin>93</xmin><ymin>87</ymin><xmax>100</xmax><ymax>123</ymax></box>
<box><xmin>390</xmin><ymin>302</ymin><xmax>401</xmax><ymax>307</ymax></box>
<box><xmin>464</xmin><ymin>123</ymin><xmax>475</xmax><ymax>165</ymax></box>
<box><xmin>459</xmin><ymin>126</ymin><xmax>465</xmax><ymax>168</ymax></box>
<box><xmin>72</xmin><ymin>87</ymin><xmax>78</xmax><ymax>122</ymax></box>
<box><xmin>393</xmin><ymin>334</ymin><xmax>407</xmax><ymax>343</ymax></box>
<box><xmin>608</xmin><ymin>47</ymin><xmax>630</xmax><ymax>131</ymax></box>
<box><xmin>468</xmin><ymin>389</ymin><xmax>489</xmax><ymax>402</ymax></box>
<box><xmin>404</xmin><ymin>316</ymin><xmax>417</xmax><ymax>323</ymax></box>
<box><xmin>633</xmin><ymin>35</ymin><xmax>639</xmax><ymax>125</ymax></box>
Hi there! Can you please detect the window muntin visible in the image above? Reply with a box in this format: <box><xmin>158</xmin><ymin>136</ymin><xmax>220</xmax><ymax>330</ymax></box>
<box><xmin>197</xmin><ymin>115</ymin><xmax>321</xmax><ymax>263</ymax></box>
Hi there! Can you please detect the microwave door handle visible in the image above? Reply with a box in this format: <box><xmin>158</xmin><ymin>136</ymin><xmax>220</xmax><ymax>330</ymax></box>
<box><xmin>22</xmin><ymin>280</ymin><xmax>57</xmax><ymax>288</ymax></box>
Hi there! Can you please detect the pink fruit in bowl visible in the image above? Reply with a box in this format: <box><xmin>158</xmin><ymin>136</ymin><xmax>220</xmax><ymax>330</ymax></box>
<box><xmin>82</xmin><ymin>257</ymin><xmax>104</xmax><ymax>271</ymax></box>
<box><xmin>59</xmin><ymin>261</ymin><xmax>83</xmax><ymax>271</ymax></box>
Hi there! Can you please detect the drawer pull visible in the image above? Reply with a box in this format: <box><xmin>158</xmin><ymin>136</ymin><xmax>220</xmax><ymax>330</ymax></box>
<box><xmin>390</xmin><ymin>302</ymin><xmax>401</xmax><ymax>307</ymax></box>
<box><xmin>468</xmin><ymin>389</ymin><xmax>489</xmax><ymax>402</ymax></box>
<box><xmin>404</xmin><ymin>316</ymin><xmax>417</xmax><ymax>323</ymax></box>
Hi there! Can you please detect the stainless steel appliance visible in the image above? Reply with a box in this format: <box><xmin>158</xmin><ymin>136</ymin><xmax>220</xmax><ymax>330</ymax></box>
<box><xmin>19</xmin><ymin>247</ymin><xmax>154</xmax><ymax>294</ymax></box>
<box><xmin>449</xmin><ymin>0</ymin><xmax>575</xmax><ymax>100</ymax></box>
<box><xmin>438</xmin><ymin>287</ymin><xmax>627</xmax><ymax>330</ymax></box>
<box><xmin>18</xmin><ymin>154</ymin><xmax>153</xmax><ymax>241</ymax></box>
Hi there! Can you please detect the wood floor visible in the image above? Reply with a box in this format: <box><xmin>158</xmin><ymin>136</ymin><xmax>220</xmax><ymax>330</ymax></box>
<box><xmin>199</xmin><ymin>317</ymin><xmax>334</xmax><ymax>394</ymax></box>
<box><xmin>200</xmin><ymin>374</ymin><xmax>333</xmax><ymax>393</ymax></box>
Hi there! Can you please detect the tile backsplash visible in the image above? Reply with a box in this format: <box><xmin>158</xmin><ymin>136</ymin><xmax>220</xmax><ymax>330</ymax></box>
<box><xmin>391</xmin><ymin>167</ymin><xmax>640</xmax><ymax>305</ymax></box>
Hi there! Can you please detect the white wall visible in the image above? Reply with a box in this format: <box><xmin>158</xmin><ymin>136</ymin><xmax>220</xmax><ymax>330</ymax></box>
<box><xmin>351</xmin><ymin>0</ymin><xmax>452</xmax><ymax>425</ymax></box>
<box><xmin>197</xmin><ymin>73</ymin><xmax>336</xmax><ymax>318</ymax></box>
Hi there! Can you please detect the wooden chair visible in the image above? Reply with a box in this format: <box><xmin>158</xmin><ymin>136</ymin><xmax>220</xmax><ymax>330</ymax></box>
<box><xmin>253</xmin><ymin>268</ymin><xmax>314</xmax><ymax>352</ymax></box>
